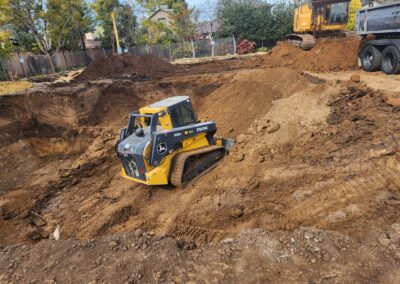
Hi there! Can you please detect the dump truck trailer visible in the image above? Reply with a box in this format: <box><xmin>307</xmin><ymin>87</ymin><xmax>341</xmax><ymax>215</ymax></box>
<box><xmin>357</xmin><ymin>1</ymin><xmax>400</xmax><ymax>74</ymax></box>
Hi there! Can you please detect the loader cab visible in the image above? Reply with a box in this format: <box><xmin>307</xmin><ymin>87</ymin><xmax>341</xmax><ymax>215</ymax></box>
<box><xmin>139</xmin><ymin>96</ymin><xmax>198</xmax><ymax>130</ymax></box>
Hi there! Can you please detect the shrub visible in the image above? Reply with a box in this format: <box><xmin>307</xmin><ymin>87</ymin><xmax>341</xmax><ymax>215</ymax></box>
<box><xmin>256</xmin><ymin>47</ymin><xmax>268</xmax><ymax>52</ymax></box>
<box><xmin>237</xmin><ymin>39</ymin><xmax>256</xmax><ymax>55</ymax></box>
<box><xmin>172</xmin><ymin>43</ymin><xmax>193</xmax><ymax>59</ymax></box>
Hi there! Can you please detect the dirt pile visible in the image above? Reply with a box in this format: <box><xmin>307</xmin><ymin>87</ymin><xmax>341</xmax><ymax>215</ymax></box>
<box><xmin>200</xmin><ymin>67</ymin><xmax>310</xmax><ymax>136</ymax></box>
<box><xmin>264</xmin><ymin>37</ymin><xmax>360</xmax><ymax>72</ymax></box>
<box><xmin>77</xmin><ymin>54</ymin><xmax>177</xmax><ymax>81</ymax></box>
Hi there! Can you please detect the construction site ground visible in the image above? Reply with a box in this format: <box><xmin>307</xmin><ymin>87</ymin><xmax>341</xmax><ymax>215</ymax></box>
<box><xmin>1</xmin><ymin>38</ymin><xmax>400</xmax><ymax>283</ymax></box>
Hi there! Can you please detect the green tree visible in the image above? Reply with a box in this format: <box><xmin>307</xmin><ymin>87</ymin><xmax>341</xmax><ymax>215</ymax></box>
<box><xmin>139</xmin><ymin>19</ymin><xmax>173</xmax><ymax>44</ymax></box>
<box><xmin>217</xmin><ymin>0</ymin><xmax>294</xmax><ymax>42</ymax></box>
<box><xmin>8</xmin><ymin>0</ymin><xmax>92</xmax><ymax>53</ymax></box>
<box><xmin>0</xmin><ymin>0</ymin><xmax>13</xmax><ymax>57</ymax></box>
<box><xmin>92</xmin><ymin>0</ymin><xmax>138</xmax><ymax>48</ymax></box>
<box><xmin>136</xmin><ymin>0</ymin><xmax>186</xmax><ymax>12</ymax></box>
<box><xmin>0</xmin><ymin>0</ymin><xmax>9</xmax><ymax>23</ymax></box>
<box><xmin>47</xmin><ymin>0</ymin><xmax>92</xmax><ymax>51</ymax></box>
<box><xmin>92</xmin><ymin>0</ymin><xmax>119</xmax><ymax>48</ymax></box>
<box><xmin>9</xmin><ymin>0</ymin><xmax>51</xmax><ymax>53</ymax></box>
<box><xmin>115</xmin><ymin>4</ymin><xmax>138</xmax><ymax>46</ymax></box>
<box><xmin>270</xmin><ymin>1</ymin><xmax>294</xmax><ymax>40</ymax></box>
<box><xmin>137</xmin><ymin>0</ymin><xmax>195</xmax><ymax>42</ymax></box>
<box><xmin>170</xmin><ymin>1</ymin><xmax>197</xmax><ymax>40</ymax></box>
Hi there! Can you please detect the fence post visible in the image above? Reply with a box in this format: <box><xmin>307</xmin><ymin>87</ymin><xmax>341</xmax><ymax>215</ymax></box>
<box><xmin>81</xmin><ymin>50</ymin><xmax>87</xmax><ymax>66</ymax></box>
<box><xmin>0</xmin><ymin>57</ymin><xmax>9</xmax><ymax>81</ymax></box>
<box><xmin>211</xmin><ymin>38</ymin><xmax>215</xmax><ymax>57</ymax></box>
<box><xmin>232</xmin><ymin>35</ymin><xmax>237</xmax><ymax>54</ymax></box>
<box><xmin>47</xmin><ymin>53</ymin><xmax>56</xmax><ymax>74</ymax></box>
<box><xmin>17</xmin><ymin>52</ymin><xmax>27</xmax><ymax>78</ymax></box>
<box><xmin>61</xmin><ymin>51</ymin><xmax>68</xmax><ymax>70</ymax></box>
<box><xmin>191</xmin><ymin>40</ymin><xmax>196</xmax><ymax>59</ymax></box>
<box><xmin>168</xmin><ymin>43</ymin><xmax>172</xmax><ymax>61</ymax></box>
<box><xmin>32</xmin><ymin>56</ymin><xmax>39</xmax><ymax>76</ymax></box>
<box><xmin>146</xmin><ymin>44</ymin><xmax>149</xmax><ymax>54</ymax></box>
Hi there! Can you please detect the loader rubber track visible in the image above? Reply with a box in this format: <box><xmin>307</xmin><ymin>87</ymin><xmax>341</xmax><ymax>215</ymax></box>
<box><xmin>170</xmin><ymin>146</ymin><xmax>227</xmax><ymax>187</ymax></box>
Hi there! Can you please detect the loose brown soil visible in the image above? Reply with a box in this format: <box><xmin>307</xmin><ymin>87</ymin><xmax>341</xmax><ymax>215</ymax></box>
<box><xmin>77</xmin><ymin>54</ymin><xmax>178</xmax><ymax>81</ymax></box>
<box><xmin>263</xmin><ymin>37</ymin><xmax>360</xmax><ymax>72</ymax></box>
<box><xmin>1</xmin><ymin>42</ymin><xmax>400</xmax><ymax>283</ymax></box>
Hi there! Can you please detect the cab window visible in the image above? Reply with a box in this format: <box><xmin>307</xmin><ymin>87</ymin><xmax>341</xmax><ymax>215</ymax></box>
<box><xmin>143</xmin><ymin>114</ymin><xmax>162</xmax><ymax>128</ymax></box>
<box><xmin>170</xmin><ymin>105</ymin><xmax>196</xmax><ymax>127</ymax></box>
<box><xmin>326</xmin><ymin>3</ymin><xmax>349</xmax><ymax>25</ymax></box>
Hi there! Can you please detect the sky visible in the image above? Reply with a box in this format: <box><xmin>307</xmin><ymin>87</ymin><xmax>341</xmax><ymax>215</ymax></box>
<box><xmin>187</xmin><ymin>0</ymin><xmax>217</xmax><ymax>21</ymax></box>
<box><xmin>187</xmin><ymin>0</ymin><xmax>217</xmax><ymax>9</ymax></box>
<box><xmin>133</xmin><ymin>0</ymin><xmax>218</xmax><ymax>21</ymax></box>
<box><xmin>187</xmin><ymin>0</ymin><xmax>216</xmax><ymax>6</ymax></box>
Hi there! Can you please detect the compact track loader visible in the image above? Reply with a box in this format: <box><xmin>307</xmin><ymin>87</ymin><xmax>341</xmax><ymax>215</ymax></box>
<box><xmin>116</xmin><ymin>96</ymin><xmax>234</xmax><ymax>187</ymax></box>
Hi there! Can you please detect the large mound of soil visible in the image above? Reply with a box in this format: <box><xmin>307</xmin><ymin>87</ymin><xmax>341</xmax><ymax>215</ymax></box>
<box><xmin>77</xmin><ymin>54</ymin><xmax>177</xmax><ymax>81</ymax></box>
<box><xmin>264</xmin><ymin>37</ymin><xmax>360</xmax><ymax>72</ymax></box>
<box><xmin>200</xmin><ymin>67</ymin><xmax>310</xmax><ymax>136</ymax></box>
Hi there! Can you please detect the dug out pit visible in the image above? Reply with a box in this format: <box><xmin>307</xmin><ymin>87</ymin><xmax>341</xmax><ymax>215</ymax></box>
<box><xmin>1</xmin><ymin>64</ymin><xmax>399</xmax><ymax>251</ymax></box>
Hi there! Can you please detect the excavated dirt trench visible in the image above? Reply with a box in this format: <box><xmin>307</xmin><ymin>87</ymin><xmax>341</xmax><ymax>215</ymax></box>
<box><xmin>1</xmin><ymin>63</ymin><xmax>400</xmax><ymax>251</ymax></box>
<box><xmin>0</xmin><ymin>71</ymin><xmax>232</xmax><ymax>245</ymax></box>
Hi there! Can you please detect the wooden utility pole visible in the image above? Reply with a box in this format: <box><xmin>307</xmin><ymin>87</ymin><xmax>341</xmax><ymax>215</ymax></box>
<box><xmin>111</xmin><ymin>12</ymin><xmax>122</xmax><ymax>54</ymax></box>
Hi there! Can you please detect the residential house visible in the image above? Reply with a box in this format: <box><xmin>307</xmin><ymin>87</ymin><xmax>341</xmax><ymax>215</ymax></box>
<box><xmin>148</xmin><ymin>5</ymin><xmax>174</xmax><ymax>27</ymax></box>
<box><xmin>84</xmin><ymin>32</ymin><xmax>101</xmax><ymax>49</ymax></box>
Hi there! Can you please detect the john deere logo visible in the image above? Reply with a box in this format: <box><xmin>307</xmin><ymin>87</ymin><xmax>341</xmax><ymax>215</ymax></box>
<box><xmin>157</xmin><ymin>142</ymin><xmax>167</xmax><ymax>154</ymax></box>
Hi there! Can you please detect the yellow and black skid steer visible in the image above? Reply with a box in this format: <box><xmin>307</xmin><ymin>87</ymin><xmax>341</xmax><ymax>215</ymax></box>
<box><xmin>115</xmin><ymin>96</ymin><xmax>235</xmax><ymax>187</ymax></box>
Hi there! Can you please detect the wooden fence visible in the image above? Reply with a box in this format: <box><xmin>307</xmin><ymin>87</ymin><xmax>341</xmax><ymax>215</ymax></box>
<box><xmin>0</xmin><ymin>37</ymin><xmax>236</xmax><ymax>81</ymax></box>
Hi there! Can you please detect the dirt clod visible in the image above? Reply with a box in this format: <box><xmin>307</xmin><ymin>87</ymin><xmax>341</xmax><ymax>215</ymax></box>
<box><xmin>351</xmin><ymin>74</ymin><xmax>361</xmax><ymax>83</ymax></box>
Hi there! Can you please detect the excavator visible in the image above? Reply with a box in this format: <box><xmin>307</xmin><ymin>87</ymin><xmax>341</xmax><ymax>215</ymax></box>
<box><xmin>115</xmin><ymin>96</ymin><xmax>235</xmax><ymax>187</ymax></box>
<box><xmin>287</xmin><ymin>0</ymin><xmax>359</xmax><ymax>49</ymax></box>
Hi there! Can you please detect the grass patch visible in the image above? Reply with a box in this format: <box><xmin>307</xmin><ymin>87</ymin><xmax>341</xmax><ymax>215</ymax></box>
<box><xmin>0</xmin><ymin>81</ymin><xmax>32</xmax><ymax>95</ymax></box>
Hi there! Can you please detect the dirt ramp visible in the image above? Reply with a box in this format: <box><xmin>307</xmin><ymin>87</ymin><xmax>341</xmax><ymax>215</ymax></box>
<box><xmin>199</xmin><ymin>67</ymin><xmax>311</xmax><ymax>136</ymax></box>
<box><xmin>77</xmin><ymin>54</ymin><xmax>177</xmax><ymax>81</ymax></box>
<box><xmin>264</xmin><ymin>37</ymin><xmax>360</xmax><ymax>72</ymax></box>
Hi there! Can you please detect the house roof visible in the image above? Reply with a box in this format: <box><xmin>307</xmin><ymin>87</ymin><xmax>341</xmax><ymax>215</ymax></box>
<box><xmin>148</xmin><ymin>8</ymin><xmax>173</xmax><ymax>20</ymax></box>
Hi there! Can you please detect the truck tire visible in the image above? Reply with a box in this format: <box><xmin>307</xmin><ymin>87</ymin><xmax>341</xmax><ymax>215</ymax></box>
<box><xmin>381</xmin><ymin>46</ymin><xmax>400</xmax><ymax>75</ymax></box>
<box><xmin>360</xmin><ymin>45</ymin><xmax>382</xmax><ymax>72</ymax></box>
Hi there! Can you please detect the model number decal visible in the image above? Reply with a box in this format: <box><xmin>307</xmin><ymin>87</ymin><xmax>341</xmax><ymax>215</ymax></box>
<box><xmin>197</xmin><ymin>126</ymin><xmax>208</xmax><ymax>132</ymax></box>
<box><xmin>174</xmin><ymin>132</ymin><xmax>182</xmax><ymax>137</ymax></box>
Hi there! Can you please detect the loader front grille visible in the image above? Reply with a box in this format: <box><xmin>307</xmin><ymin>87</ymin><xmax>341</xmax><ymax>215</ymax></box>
<box><xmin>121</xmin><ymin>155</ymin><xmax>142</xmax><ymax>180</ymax></box>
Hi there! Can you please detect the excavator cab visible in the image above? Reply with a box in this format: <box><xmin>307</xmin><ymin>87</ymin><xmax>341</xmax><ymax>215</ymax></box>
<box><xmin>294</xmin><ymin>0</ymin><xmax>350</xmax><ymax>32</ymax></box>
<box><xmin>116</xmin><ymin>96</ymin><xmax>234</xmax><ymax>187</ymax></box>
<box><xmin>294</xmin><ymin>0</ymin><xmax>313</xmax><ymax>32</ymax></box>
<box><xmin>289</xmin><ymin>0</ymin><xmax>353</xmax><ymax>49</ymax></box>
